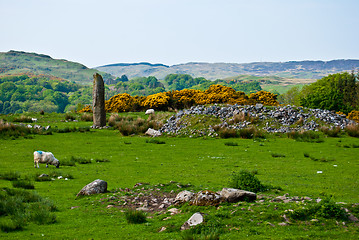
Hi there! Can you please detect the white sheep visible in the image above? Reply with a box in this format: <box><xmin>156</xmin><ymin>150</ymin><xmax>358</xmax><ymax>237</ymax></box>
<box><xmin>33</xmin><ymin>151</ymin><xmax>60</xmax><ymax>168</ymax></box>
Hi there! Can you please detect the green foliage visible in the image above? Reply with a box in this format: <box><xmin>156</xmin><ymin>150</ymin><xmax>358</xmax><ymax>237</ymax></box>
<box><xmin>300</xmin><ymin>72</ymin><xmax>358</xmax><ymax>114</ymax></box>
<box><xmin>287</xmin><ymin>130</ymin><xmax>323</xmax><ymax>142</ymax></box>
<box><xmin>216</xmin><ymin>127</ymin><xmax>267</xmax><ymax>139</ymax></box>
<box><xmin>12</xmin><ymin>180</ymin><xmax>35</xmax><ymax>189</ymax></box>
<box><xmin>165</xmin><ymin>74</ymin><xmax>210</xmax><ymax>91</ymax></box>
<box><xmin>70</xmin><ymin>156</ymin><xmax>91</xmax><ymax>164</ymax></box>
<box><xmin>12</xmin><ymin>115</ymin><xmax>33</xmax><ymax>123</ymax></box>
<box><xmin>229</xmin><ymin>170</ymin><xmax>266</xmax><ymax>193</ymax></box>
<box><xmin>289</xmin><ymin>197</ymin><xmax>348</xmax><ymax>221</ymax></box>
<box><xmin>124</xmin><ymin>210</ymin><xmax>147</xmax><ymax>224</ymax></box>
<box><xmin>277</xmin><ymin>85</ymin><xmax>303</xmax><ymax>106</ymax></box>
<box><xmin>0</xmin><ymin>187</ymin><xmax>57</xmax><ymax>232</ymax></box>
<box><xmin>146</xmin><ymin>138</ymin><xmax>166</xmax><ymax>144</ymax></box>
<box><xmin>112</xmin><ymin>76</ymin><xmax>165</xmax><ymax>96</ymax></box>
<box><xmin>0</xmin><ymin>171</ymin><xmax>20</xmax><ymax>181</ymax></box>
<box><xmin>224</xmin><ymin>142</ymin><xmax>238</xmax><ymax>146</ymax></box>
<box><xmin>271</xmin><ymin>153</ymin><xmax>286</xmax><ymax>158</ymax></box>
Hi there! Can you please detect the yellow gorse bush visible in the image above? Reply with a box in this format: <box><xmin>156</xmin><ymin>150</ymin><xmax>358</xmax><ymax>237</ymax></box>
<box><xmin>141</xmin><ymin>92</ymin><xmax>170</xmax><ymax>110</ymax></box>
<box><xmin>105</xmin><ymin>93</ymin><xmax>134</xmax><ymax>112</ymax></box>
<box><xmin>347</xmin><ymin>110</ymin><xmax>359</xmax><ymax>123</ymax></box>
<box><xmin>248</xmin><ymin>91</ymin><xmax>278</xmax><ymax>106</ymax></box>
<box><xmin>79</xmin><ymin>84</ymin><xmax>279</xmax><ymax>113</ymax></box>
<box><xmin>78</xmin><ymin>105</ymin><xmax>92</xmax><ymax>113</ymax></box>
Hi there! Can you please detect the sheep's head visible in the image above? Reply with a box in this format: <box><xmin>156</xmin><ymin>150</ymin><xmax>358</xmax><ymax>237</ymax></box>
<box><xmin>53</xmin><ymin>159</ymin><xmax>60</xmax><ymax>168</ymax></box>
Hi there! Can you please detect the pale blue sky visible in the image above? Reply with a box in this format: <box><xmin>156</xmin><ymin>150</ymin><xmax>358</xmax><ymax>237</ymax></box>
<box><xmin>1</xmin><ymin>0</ymin><xmax>358</xmax><ymax>67</ymax></box>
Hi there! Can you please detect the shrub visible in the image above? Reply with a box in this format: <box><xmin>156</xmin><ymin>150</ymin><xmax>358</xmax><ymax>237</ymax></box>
<box><xmin>0</xmin><ymin>171</ymin><xmax>20</xmax><ymax>181</ymax></box>
<box><xmin>124</xmin><ymin>210</ymin><xmax>147</xmax><ymax>224</ymax></box>
<box><xmin>34</xmin><ymin>174</ymin><xmax>52</xmax><ymax>182</ymax></box>
<box><xmin>320</xmin><ymin>126</ymin><xmax>341</xmax><ymax>137</ymax></box>
<box><xmin>229</xmin><ymin>170</ymin><xmax>266</xmax><ymax>193</ymax></box>
<box><xmin>0</xmin><ymin>120</ymin><xmax>32</xmax><ymax>139</ymax></box>
<box><xmin>344</xmin><ymin>123</ymin><xmax>359</xmax><ymax>137</ymax></box>
<box><xmin>146</xmin><ymin>139</ymin><xmax>165</xmax><ymax>144</ymax></box>
<box><xmin>287</xmin><ymin>130</ymin><xmax>323</xmax><ymax>142</ymax></box>
<box><xmin>271</xmin><ymin>153</ymin><xmax>286</xmax><ymax>158</ymax></box>
<box><xmin>80</xmin><ymin>113</ymin><xmax>93</xmax><ymax>122</ymax></box>
<box><xmin>48</xmin><ymin>171</ymin><xmax>73</xmax><ymax>179</ymax></box>
<box><xmin>289</xmin><ymin>197</ymin><xmax>348</xmax><ymax>221</ymax></box>
<box><xmin>70</xmin><ymin>156</ymin><xmax>91</xmax><ymax>164</ymax></box>
<box><xmin>13</xmin><ymin>115</ymin><xmax>33</xmax><ymax>123</ymax></box>
<box><xmin>218</xmin><ymin>128</ymin><xmax>238</xmax><ymax>138</ymax></box>
<box><xmin>95</xmin><ymin>158</ymin><xmax>110</xmax><ymax>163</ymax></box>
<box><xmin>12</xmin><ymin>180</ymin><xmax>35</xmax><ymax>189</ymax></box>
<box><xmin>0</xmin><ymin>217</ymin><xmax>24</xmax><ymax>232</ymax></box>
<box><xmin>224</xmin><ymin>142</ymin><xmax>238</xmax><ymax>146</ymax></box>
<box><xmin>60</xmin><ymin>158</ymin><xmax>77</xmax><ymax>167</ymax></box>
<box><xmin>347</xmin><ymin>110</ymin><xmax>359</xmax><ymax>123</ymax></box>
<box><xmin>28</xmin><ymin>202</ymin><xmax>57</xmax><ymax>224</ymax></box>
<box><xmin>64</xmin><ymin>113</ymin><xmax>76</xmax><ymax>121</ymax></box>
<box><xmin>238</xmin><ymin>127</ymin><xmax>256</xmax><ymax>139</ymax></box>
<box><xmin>78</xmin><ymin>105</ymin><xmax>92</xmax><ymax>113</ymax></box>
<box><xmin>108</xmin><ymin>114</ymin><xmax>121</xmax><ymax>127</ymax></box>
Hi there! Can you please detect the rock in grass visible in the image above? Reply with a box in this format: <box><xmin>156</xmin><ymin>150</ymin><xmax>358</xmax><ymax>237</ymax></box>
<box><xmin>180</xmin><ymin>212</ymin><xmax>204</xmax><ymax>230</ymax></box>
<box><xmin>145</xmin><ymin>109</ymin><xmax>155</xmax><ymax>115</ymax></box>
<box><xmin>220</xmin><ymin>188</ymin><xmax>257</xmax><ymax>203</ymax></box>
<box><xmin>190</xmin><ymin>190</ymin><xmax>223</xmax><ymax>206</ymax></box>
<box><xmin>145</xmin><ymin>128</ymin><xmax>162</xmax><ymax>137</ymax></box>
<box><xmin>174</xmin><ymin>190</ymin><xmax>194</xmax><ymax>204</ymax></box>
<box><xmin>76</xmin><ymin>179</ymin><xmax>107</xmax><ymax>197</ymax></box>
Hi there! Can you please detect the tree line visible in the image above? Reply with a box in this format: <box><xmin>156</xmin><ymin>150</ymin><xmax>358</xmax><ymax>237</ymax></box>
<box><xmin>1</xmin><ymin>72</ymin><xmax>358</xmax><ymax>115</ymax></box>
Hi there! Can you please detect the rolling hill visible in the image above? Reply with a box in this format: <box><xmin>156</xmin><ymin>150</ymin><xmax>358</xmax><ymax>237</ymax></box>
<box><xmin>0</xmin><ymin>50</ymin><xmax>114</xmax><ymax>84</ymax></box>
<box><xmin>96</xmin><ymin>59</ymin><xmax>359</xmax><ymax>80</ymax></box>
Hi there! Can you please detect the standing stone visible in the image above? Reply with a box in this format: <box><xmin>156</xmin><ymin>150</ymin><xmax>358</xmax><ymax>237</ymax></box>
<box><xmin>93</xmin><ymin>73</ymin><xmax>106</xmax><ymax>127</ymax></box>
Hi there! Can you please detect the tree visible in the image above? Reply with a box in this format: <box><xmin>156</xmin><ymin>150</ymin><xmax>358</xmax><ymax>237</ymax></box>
<box><xmin>278</xmin><ymin>85</ymin><xmax>302</xmax><ymax>106</ymax></box>
<box><xmin>300</xmin><ymin>72</ymin><xmax>358</xmax><ymax>113</ymax></box>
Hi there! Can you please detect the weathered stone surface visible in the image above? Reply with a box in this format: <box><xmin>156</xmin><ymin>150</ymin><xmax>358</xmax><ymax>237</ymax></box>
<box><xmin>168</xmin><ymin>208</ymin><xmax>181</xmax><ymax>215</ymax></box>
<box><xmin>180</xmin><ymin>212</ymin><xmax>204</xmax><ymax>230</ymax></box>
<box><xmin>174</xmin><ymin>190</ymin><xmax>194</xmax><ymax>204</ymax></box>
<box><xmin>92</xmin><ymin>73</ymin><xmax>106</xmax><ymax>127</ymax></box>
<box><xmin>145</xmin><ymin>109</ymin><xmax>155</xmax><ymax>115</ymax></box>
<box><xmin>76</xmin><ymin>179</ymin><xmax>107</xmax><ymax>197</ymax></box>
<box><xmin>145</xmin><ymin>128</ymin><xmax>162</xmax><ymax>137</ymax></box>
<box><xmin>190</xmin><ymin>190</ymin><xmax>223</xmax><ymax>206</ymax></box>
<box><xmin>220</xmin><ymin>188</ymin><xmax>256</xmax><ymax>203</ymax></box>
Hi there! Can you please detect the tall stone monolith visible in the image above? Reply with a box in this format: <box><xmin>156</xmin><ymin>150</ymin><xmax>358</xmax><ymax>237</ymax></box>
<box><xmin>93</xmin><ymin>73</ymin><xmax>106</xmax><ymax>127</ymax></box>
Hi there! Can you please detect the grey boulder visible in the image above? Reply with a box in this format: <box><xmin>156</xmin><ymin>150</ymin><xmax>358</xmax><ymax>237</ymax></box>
<box><xmin>220</xmin><ymin>188</ymin><xmax>256</xmax><ymax>202</ymax></box>
<box><xmin>76</xmin><ymin>179</ymin><xmax>107</xmax><ymax>197</ymax></box>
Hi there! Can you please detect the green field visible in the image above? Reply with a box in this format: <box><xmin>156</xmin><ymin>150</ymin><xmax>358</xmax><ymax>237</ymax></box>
<box><xmin>1</xmin><ymin>113</ymin><xmax>359</xmax><ymax>239</ymax></box>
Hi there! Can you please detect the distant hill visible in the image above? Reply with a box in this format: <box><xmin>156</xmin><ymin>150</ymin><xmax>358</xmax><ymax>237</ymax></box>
<box><xmin>96</xmin><ymin>60</ymin><xmax>359</xmax><ymax>80</ymax></box>
<box><xmin>0</xmin><ymin>50</ymin><xmax>114</xmax><ymax>84</ymax></box>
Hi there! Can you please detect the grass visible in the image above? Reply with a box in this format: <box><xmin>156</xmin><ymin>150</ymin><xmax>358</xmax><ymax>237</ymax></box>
<box><xmin>124</xmin><ymin>210</ymin><xmax>147</xmax><ymax>224</ymax></box>
<box><xmin>0</xmin><ymin>112</ymin><xmax>359</xmax><ymax>238</ymax></box>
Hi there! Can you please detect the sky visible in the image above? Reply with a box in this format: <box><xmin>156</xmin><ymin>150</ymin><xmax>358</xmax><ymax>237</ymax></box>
<box><xmin>1</xmin><ymin>0</ymin><xmax>358</xmax><ymax>68</ymax></box>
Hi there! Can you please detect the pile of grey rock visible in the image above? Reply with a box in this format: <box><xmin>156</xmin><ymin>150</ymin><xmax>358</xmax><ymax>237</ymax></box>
<box><xmin>160</xmin><ymin>104</ymin><xmax>355</xmax><ymax>135</ymax></box>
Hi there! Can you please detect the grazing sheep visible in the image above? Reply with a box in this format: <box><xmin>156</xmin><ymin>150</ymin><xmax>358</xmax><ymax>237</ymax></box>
<box><xmin>33</xmin><ymin>151</ymin><xmax>60</xmax><ymax>168</ymax></box>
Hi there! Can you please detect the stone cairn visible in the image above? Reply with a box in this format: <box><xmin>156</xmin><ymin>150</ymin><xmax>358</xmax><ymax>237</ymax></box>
<box><xmin>92</xmin><ymin>73</ymin><xmax>106</xmax><ymax>128</ymax></box>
